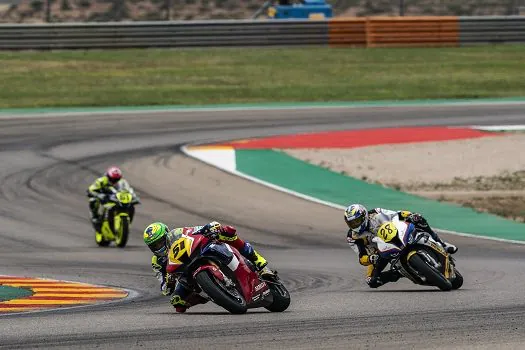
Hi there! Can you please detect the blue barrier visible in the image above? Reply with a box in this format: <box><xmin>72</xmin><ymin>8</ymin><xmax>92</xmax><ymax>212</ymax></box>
<box><xmin>268</xmin><ymin>1</ymin><xmax>333</xmax><ymax>19</ymax></box>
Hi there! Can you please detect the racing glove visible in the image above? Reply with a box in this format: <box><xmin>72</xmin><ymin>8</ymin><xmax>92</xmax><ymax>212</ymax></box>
<box><xmin>407</xmin><ymin>213</ymin><xmax>426</xmax><ymax>226</ymax></box>
<box><xmin>359</xmin><ymin>254</ymin><xmax>379</xmax><ymax>266</ymax></box>
<box><xmin>368</xmin><ymin>254</ymin><xmax>379</xmax><ymax>264</ymax></box>
<box><xmin>200</xmin><ymin>221</ymin><xmax>227</xmax><ymax>238</ymax></box>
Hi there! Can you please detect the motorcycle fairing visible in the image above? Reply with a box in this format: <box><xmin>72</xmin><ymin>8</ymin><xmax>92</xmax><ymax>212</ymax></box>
<box><xmin>374</xmin><ymin>218</ymin><xmax>415</xmax><ymax>259</ymax></box>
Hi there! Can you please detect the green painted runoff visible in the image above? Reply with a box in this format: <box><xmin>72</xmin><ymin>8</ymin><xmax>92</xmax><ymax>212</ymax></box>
<box><xmin>236</xmin><ymin>149</ymin><xmax>525</xmax><ymax>240</ymax></box>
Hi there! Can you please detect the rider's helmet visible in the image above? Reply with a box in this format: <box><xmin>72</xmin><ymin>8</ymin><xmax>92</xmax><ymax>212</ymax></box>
<box><xmin>344</xmin><ymin>204</ymin><xmax>369</xmax><ymax>234</ymax></box>
<box><xmin>106</xmin><ymin>166</ymin><xmax>122</xmax><ymax>185</ymax></box>
<box><xmin>143</xmin><ymin>222</ymin><xmax>170</xmax><ymax>256</ymax></box>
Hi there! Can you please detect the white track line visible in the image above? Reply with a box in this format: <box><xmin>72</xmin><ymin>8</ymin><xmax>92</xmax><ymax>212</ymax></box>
<box><xmin>2</xmin><ymin>99</ymin><xmax>525</xmax><ymax>119</ymax></box>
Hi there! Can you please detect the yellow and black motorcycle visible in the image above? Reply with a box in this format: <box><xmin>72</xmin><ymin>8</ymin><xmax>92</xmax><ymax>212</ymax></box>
<box><xmin>95</xmin><ymin>180</ymin><xmax>140</xmax><ymax>248</ymax></box>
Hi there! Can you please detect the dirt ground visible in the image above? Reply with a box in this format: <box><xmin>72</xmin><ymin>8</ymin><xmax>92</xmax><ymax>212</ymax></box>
<box><xmin>285</xmin><ymin>133</ymin><xmax>525</xmax><ymax>222</ymax></box>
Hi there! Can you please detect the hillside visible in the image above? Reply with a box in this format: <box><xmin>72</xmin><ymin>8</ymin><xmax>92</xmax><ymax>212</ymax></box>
<box><xmin>0</xmin><ymin>0</ymin><xmax>519</xmax><ymax>23</ymax></box>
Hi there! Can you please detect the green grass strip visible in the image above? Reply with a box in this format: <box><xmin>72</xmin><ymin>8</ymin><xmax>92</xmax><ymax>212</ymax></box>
<box><xmin>0</xmin><ymin>285</ymin><xmax>33</xmax><ymax>302</ymax></box>
<box><xmin>1</xmin><ymin>46</ymin><xmax>525</xmax><ymax>108</ymax></box>
<box><xmin>236</xmin><ymin>149</ymin><xmax>525</xmax><ymax>240</ymax></box>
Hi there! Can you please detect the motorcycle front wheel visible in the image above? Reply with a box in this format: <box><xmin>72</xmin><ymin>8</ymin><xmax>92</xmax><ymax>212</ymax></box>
<box><xmin>409</xmin><ymin>254</ymin><xmax>452</xmax><ymax>291</ymax></box>
<box><xmin>115</xmin><ymin>216</ymin><xmax>129</xmax><ymax>248</ymax></box>
<box><xmin>451</xmin><ymin>268</ymin><xmax>463</xmax><ymax>290</ymax></box>
<box><xmin>195</xmin><ymin>270</ymin><xmax>247</xmax><ymax>314</ymax></box>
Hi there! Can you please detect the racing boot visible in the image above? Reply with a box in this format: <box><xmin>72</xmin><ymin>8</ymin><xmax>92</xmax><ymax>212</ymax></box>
<box><xmin>240</xmin><ymin>242</ymin><xmax>268</xmax><ymax>271</ymax></box>
<box><xmin>431</xmin><ymin>230</ymin><xmax>458</xmax><ymax>254</ymax></box>
<box><xmin>170</xmin><ymin>293</ymin><xmax>208</xmax><ymax>313</ymax></box>
<box><xmin>170</xmin><ymin>294</ymin><xmax>190</xmax><ymax>313</ymax></box>
<box><xmin>421</xmin><ymin>222</ymin><xmax>458</xmax><ymax>254</ymax></box>
<box><xmin>367</xmin><ymin>271</ymin><xmax>401</xmax><ymax>288</ymax></box>
<box><xmin>442</xmin><ymin>242</ymin><xmax>458</xmax><ymax>254</ymax></box>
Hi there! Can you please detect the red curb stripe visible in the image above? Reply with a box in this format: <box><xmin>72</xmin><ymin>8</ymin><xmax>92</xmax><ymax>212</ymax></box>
<box><xmin>0</xmin><ymin>304</ymin><xmax>59</xmax><ymax>308</ymax></box>
<box><xmin>0</xmin><ymin>282</ymin><xmax>93</xmax><ymax>288</ymax></box>
<box><xmin>0</xmin><ymin>282</ymin><xmax>91</xmax><ymax>285</ymax></box>
<box><xmin>32</xmin><ymin>290</ymin><xmax>125</xmax><ymax>294</ymax></box>
<box><xmin>220</xmin><ymin>127</ymin><xmax>498</xmax><ymax>149</ymax></box>
<box><xmin>25</xmin><ymin>296</ymin><xmax>125</xmax><ymax>300</ymax></box>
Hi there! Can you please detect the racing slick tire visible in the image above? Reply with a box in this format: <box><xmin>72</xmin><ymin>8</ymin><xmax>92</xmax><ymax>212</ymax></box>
<box><xmin>195</xmin><ymin>270</ymin><xmax>247</xmax><ymax>314</ymax></box>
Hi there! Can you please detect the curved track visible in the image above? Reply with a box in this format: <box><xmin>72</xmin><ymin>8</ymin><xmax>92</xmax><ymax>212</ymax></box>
<box><xmin>1</xmin><ymin>104</ymin><xmax>525</xmax><ymax>349</ymax></box>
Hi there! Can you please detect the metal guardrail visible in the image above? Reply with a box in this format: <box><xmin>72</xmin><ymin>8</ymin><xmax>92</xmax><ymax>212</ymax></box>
<box><xmin>460</xmin><ymin>16</ymin><xmax>525</xmax><ymax>44</ymax></box>
<box><xmin>0</xmin><ymin>20</ymin><xmax>329</xmax><ymax>49</ymax></box>
<box><xmin>0</xmin><ymin>17</ymin><xmax>524</xmax><ymax>50</ymax></box>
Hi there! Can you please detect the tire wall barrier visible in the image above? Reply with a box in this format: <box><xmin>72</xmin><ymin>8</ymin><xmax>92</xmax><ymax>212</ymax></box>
<box><xmin>0</xmin><ymin>16</ymin><xmax>524</xmax><ymax>50</ymax></box>
<box><xmin>0</xmin><ymin>20</ymin><xmax>329</xmax><ymax>50</ymax></box>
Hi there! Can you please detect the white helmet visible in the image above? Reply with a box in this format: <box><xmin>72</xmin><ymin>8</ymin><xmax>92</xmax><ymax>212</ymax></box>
<box><xmin>344</xmin><ymin>204</ymin><xmax>369</xmax><ymax>233</ymax></box>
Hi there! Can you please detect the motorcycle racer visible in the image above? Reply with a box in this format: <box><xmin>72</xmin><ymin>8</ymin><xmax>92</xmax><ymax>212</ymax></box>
<box><xmin>143</xmin><ymin>221</ymin><xmax>271</xmax><ymax>313</ymax></box>
<box><xmin>344</xmin><ymin>203</ymin><xmax>457</xmax><ymax>288</ymax></box>
<box><xmin>86</xmin><ymin>166</ymin><xmax>135</xmax><ymax>231</ymax></box>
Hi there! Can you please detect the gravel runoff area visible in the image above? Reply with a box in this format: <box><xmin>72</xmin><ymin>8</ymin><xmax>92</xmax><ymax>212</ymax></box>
<box><xmin>285</xmin><ymin>133</ymin><xmax>525</xmax><ymax>222</ymax></box>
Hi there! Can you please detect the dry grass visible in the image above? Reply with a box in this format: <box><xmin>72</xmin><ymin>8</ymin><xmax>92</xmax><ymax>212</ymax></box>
<box><xmin>401</xmin><ymin>171</ymin><xmax>525</xmax><ymax>222</ymax></box>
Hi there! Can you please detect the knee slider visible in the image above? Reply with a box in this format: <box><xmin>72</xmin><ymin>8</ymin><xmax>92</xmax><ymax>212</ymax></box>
<box><xmin>241</xmin><ymin>242</ymin><xmax>254</xmax><ymax>257</ymax></box>
<box><xmin>367</xmin><ymin>277</ymin><xmax>382</xmax><ymax>288</ymax></box>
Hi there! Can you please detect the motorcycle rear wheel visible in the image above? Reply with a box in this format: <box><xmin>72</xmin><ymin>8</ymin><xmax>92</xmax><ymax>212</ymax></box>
<box><xmin>195</xmin><ymin>270</ymin><xmax>247</xmax><ymax>314</ymax></box>
<box><xmin>409</xmin><ymin>254</ymin><xmax>452</xmax><ymax>291</ymax></box>
<box><xmin>264</xmin><ymin>281</ymin><xmax>291</xmax><ymax>312</ymax></box>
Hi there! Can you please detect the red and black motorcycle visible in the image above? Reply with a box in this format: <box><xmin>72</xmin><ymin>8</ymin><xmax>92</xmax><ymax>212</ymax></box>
<box><xmin>166</xmin><ymin>227</ymin><xmax>291</xmax><ymax>314</ymax></box>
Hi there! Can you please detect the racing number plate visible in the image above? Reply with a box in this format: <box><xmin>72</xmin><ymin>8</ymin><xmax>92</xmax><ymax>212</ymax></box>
<box><xmin>168</xmin><ymin>235</ymin><xmax>194</xmax><ymax>266</ymax></box>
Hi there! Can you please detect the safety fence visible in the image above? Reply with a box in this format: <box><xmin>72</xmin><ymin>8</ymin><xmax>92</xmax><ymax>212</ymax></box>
<box><xmin>0</xmin><ymin>16</ymin><xmax>524</xmax><ymax>50</ymax></box>
<box><xmin>460</xmin><ymin>16</ymin><xmax>525</xmax><ymax>44</ymax></box>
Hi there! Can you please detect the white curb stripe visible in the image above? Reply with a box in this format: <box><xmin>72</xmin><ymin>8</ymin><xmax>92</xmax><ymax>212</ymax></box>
<box><xmin>469</xmin><ymin>125</ymin><xmax>525</xmax><ymax>131</ymax></box>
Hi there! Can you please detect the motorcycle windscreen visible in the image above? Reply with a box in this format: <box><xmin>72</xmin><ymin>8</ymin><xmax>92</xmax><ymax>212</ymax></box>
<box><xmin>400</xmin><ymin>223</ymin><xmax>416</xmax><ymax>246</ymax></box>
<box><xmin>201</xmin><ymin>243</ymin><xmax>234</xmax><ymax>267</ymax></box>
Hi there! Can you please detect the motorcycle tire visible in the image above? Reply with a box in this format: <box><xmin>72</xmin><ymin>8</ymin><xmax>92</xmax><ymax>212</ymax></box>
<box><xmin>115</xmin><ymin>217</ymin><xmax>129</xmax><ymax>248</ymax></box>
<box><xmin>409</xmin><ymin>254</ymin><xmax>452</xmax><ymax>291</ymax></box>
<box><xmin>264</xmin><ymin>281</ymin><xmax>291</xmax><ymax>312</ymax></box>
<box><xmin>195</xmin><ymin>270</ymin><xmax>247</xmax><ymax>314</ymax></box>
<box><xmin>451</xmin><ymin>268</ymin><xmax>463</xmax><ymax>290</ymax></box>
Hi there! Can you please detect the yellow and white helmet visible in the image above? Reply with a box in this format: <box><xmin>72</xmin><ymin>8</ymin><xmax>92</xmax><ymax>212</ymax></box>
<box><xmin>344</xmin><ymin>204</ymin><xmax>369</xmax><ymax>233</ymax></box>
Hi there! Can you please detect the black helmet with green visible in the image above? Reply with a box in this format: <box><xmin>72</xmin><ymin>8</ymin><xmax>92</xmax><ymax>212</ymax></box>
<box><xmin>144</xmin><ymin>222</ymin><xmax>170</xmax><ymax>256</ymax></box>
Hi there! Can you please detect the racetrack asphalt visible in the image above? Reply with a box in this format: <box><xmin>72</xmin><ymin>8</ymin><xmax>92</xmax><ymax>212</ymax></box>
<box><xmin>1</xmin><ymin>103</ymin><xmax>525</xmax><ymax>349</ymax></box>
